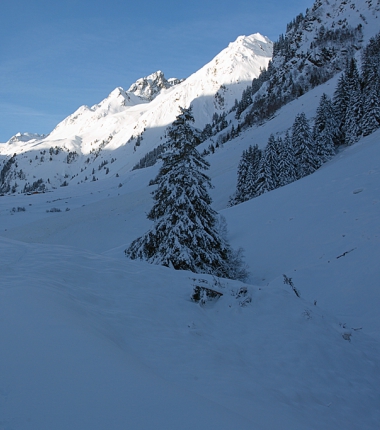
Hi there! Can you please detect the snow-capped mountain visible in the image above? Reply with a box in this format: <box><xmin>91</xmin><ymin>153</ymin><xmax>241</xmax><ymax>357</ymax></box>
<box><xmin>0</xmin><ymin>53</ymin><xmax>379</xmax><ymax>430</ymax></box>
<box><xmin>127</xmin><ymin>70</ymin><xmax>183</xmax><ymax>101</ymax></box>
<box><xmin>6</xmin><ymin>132</ymin><xmax>47</xmax><ymax>145</ymax></box>
<box><xmin>0</xmin><ymin>33</ymin><xmax>272</xmax><ymax>194</ymax></box>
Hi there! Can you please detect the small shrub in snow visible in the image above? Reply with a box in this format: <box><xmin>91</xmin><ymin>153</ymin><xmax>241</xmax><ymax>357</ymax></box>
<box><xmin>11</xmin><ymin>206</ymin><xmax>26</xmax><ymax>213</ymax></box>
<box><xmin>191</xmin><ymin>286</ymin><xmax>223</xmax><ymax>305</ymax></box>
<box><xmin>283</xmin><ymin>274</ymin><xmax>301</xmax><ymax>297</ymax></box>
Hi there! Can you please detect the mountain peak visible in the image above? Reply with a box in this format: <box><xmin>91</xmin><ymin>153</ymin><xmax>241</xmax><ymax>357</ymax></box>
<box><xmin>7</xmin><ymin>132</ymin><xmax>47</xmax><ymax>146</ymax></box>
<box><xmin>127</xmin><ymin>70</ymin><xmax>183</xmax><ymax>101</ymax></box>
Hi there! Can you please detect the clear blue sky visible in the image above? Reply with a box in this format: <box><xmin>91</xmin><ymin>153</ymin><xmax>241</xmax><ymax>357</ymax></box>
<box><xmin>0</xmin><ymin>0</ymin><xmax>312</xmax><ymax>142</ymax></box>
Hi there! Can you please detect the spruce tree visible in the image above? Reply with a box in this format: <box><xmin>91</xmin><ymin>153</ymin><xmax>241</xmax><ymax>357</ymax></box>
<box><xmin>229</xmin><ymin>144</ymin><xmax>262</xmax><ymax>206</ymax></box>
<box><xmin>245</xmin><ymin>144</ymin><xmax>262</xmax><ymax>199</ymax></box>
<box><xmin>277</xmin><ymin>133</ymin><xmax>297</xmax><ymax>187</ymax></box>
<box><xmin>333</xmin><ymin>72</ymin><xmax>349</xmax><ymax>145</ymax></box>
<box><xmin>265</xmin><ymin>134</ymin><xmax>280</xmax><ymax>189</ymax></box>
<box><xmin>313</xmin><ymin>93</ymin><xmax>336</xmax><ymax>163</ymax></box>
<box><xmin>254</xmin><ymin>141</ymin><xmax>277</xmax><ymax>197</ymax></box>
<box><xmin>361</xmin><ymin>35</ymin><xmax>380</xmax><ymax>136</ymax></box>
<box><xmin>126</xmin><ymin>106</ymin><xmax>247</xmax><ymax>280</ymax></box>
<box><xmin>292</xmin><ymin>112</ymin><xmax>319</xmax><ymax>179</ymax></box>
<box><xmin>361</xmin><ymin>77</ymin><xmax>380</xmax><ymax>136</ymax></box>
<box><xmin>229</xmin><ymin>148</ymin><xmax>251</xmax><ymax>206</ymax></box>
<box><xmin>344</xmin><ymin>58</ymin><xmax>363</xmax><ymax>145</ymax></box>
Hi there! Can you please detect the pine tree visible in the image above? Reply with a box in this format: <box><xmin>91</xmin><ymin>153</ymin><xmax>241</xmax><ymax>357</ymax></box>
<box><xmin>229</xmin><ymin>148</ymin><xmax>250</xmax><ymax>206</ymax></box>
<box><xmin>361</xmin><ymin>78</ymin><xmax>380</xmax><ymax>136</ymax></box>
<box><xmin>277</xmin><ymin>133</ymin><xmax>297</xmax><ymax>187</ymax></box>
<box><xmin>313</xmin><ymin>93</ymin><xmax>336</xmax><ymax>163</ymax></box>
<box><xmin>245</xmin><ymin>144</ymin><xmax>262</xmax><ymax>199</ymax></box>
<box><xmin>254</xmin><ymin>141</ymin><xmax>277</xmax><ymax>197</ymax></box>
<box><xmin>292</xmin><ymin>112</ymin><xmax>319</xmax><ymax>179</ymax></box>
<box><xmin>265</xmin><ymin>134</ymin><xmax>280</xmax><ymax>189</ymax></box>
<box><xmin>126</xmin><ymin>106</ymin><xmax>247</xmax><ymax>280</ymax></box>
<box><xmin>344</xmin><ymin>58</ymin><xmax>363</xmax><ymax>145</ymax></box>
<box><xmin>361</xmin><ymin>36</ymin><xmax>380</xmax><ymax>136</ymax></box>
<box><xmin>229</xmin><ymin>144</ymin><xmax>262</xmax><ymax>206</ymax></box>
<box><xmin>333</xmin><ymin>72</ymin><xmax>349</xmax><ymax>145</ymax></box>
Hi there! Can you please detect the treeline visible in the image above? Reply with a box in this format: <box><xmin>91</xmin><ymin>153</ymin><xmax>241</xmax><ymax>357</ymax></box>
<box><xmin>231</xmin><ymin>1</ymin><xmax>365</xmax><ymax>129</ymax></box>
<box><xmin>229</xmin><ymin>33</ymin><xmax>380</xmax><ymax>206</ymax></box>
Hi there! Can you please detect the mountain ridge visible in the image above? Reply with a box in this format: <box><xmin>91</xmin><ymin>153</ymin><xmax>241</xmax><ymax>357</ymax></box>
<box><xmin>0</xmin><ymin>33</ymin><xmax>272</xmax><ymax>193</ymax></box>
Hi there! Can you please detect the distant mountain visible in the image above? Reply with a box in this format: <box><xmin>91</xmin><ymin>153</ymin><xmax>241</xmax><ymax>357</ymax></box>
<box><xmin>127</xmin><ymin>70</ymin><xmax>183</xmax><ymax>101</ymax></box>
<box><xmin>7</xmin><ymin>132</ymin><xmax>47</xmax><ymax>146</ymax></box>
<box><xmin>1</xmin><ymin>0</ymin><xmax>379</xmax><ymax>196</ymax></box>
<box><xmin>0</xmin><ymin>33</ymin><xmax>272</xmax><ymax>194</ymax></box>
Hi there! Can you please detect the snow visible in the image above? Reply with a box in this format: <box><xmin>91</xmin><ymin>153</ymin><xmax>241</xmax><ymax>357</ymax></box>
<box><xmin>1</xmin><ymin>11</ymin><xmax>380</xmax><ymax>428</ymax></box>
<box><xmin>1</xmin><ymin>77</ymin><xmax>380</xmax><ymax>428</ymax></box>
<box><xmin>0</xmin><ymin>33</ymin><xmax>272</xmax><ymax>191</ymax></box>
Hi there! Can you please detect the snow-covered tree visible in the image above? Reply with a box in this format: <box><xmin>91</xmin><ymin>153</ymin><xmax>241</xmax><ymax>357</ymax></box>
<box><xmin>344</xmin><ymin>58</ymin><xmax>363</xmax><ymax>145</ymax></box>
<box><xmin>277</xmin><ymin>132</ymin><xmax>297</xmax><ymax>187</ymax></box>
<box><xmin>254</xmin><ymin>141</ymin><xmax>276</xmax><ymax>197</ymax></box>
<box><xmin>361</xmin><ymin>34</ymin><xmax>380</xmax><ymax>136</ymax></box>
<box><xmin>265</xmin><ymin>134</ymin><xmax>280</xmax><ymax>189</ymax></box>
<box><xmin>126</xmin><ymin>106</ymin><xmax>247</xmax><ymax>280</ymax></box>
<box><xmin>229</xmin><ymin>144</ymin><xmax>261</xmax><ymax>206</ymax></box>
<box><xmin>292</xmin><ymin>112</ymin><xmax>319</xmax><ymax>178</ymax></box>
<box><xmin>333</xmin><ymin>72</ymin><xmax>350</xmax><ymax>146</ymax></box>
<box><xmin>229</xmin><ymin>148</ymin><xmax>251</xmax><ymax>206</ymax></box>
<box><xmin>313</xmin><ymin>93</ymin><xmax>336</xmax><ymax>163</ymax></box>
<box><xmin>245</xmin><ymin>144</ymin><xmax>262</xmax><ymax>199</ymax></box>
<box><xmin>361</xmin><ymin>78</ymin><xmax>380</xmax><ymax>136</ymax></box>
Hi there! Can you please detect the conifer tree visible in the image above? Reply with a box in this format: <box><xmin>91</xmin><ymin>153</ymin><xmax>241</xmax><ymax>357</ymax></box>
<box><xmin>344</xmin><ymin>58</ymin><xmax>363</xmax><ymax>145</ymax></box>
<box><xmin>229</xmin><ymin>148</ymin><xmax>251</xmax><ymax>206</ymax></box>
<box><xmin>277</xmin><ymin>133</ymin><xmax>297</xmax><ymax>187</ymax></box>
<box><xmin>229</xmin><ymin>144</ymin><xmax>262</xmax><ymax>205</ymax></box>
<box><xmin>333</xmin><ymin>72</ymin><xmax>349</xmax><ymax>145</ymax></box>
<box><xmin>313</xmin><ymin>93</ymin><xmax>336</xmax><ymax>163</ymax></box>
<box><xmin>361</xmin><ymin>36</ymin><xmax>380</xmax><ymax>136</ymax></box>
<box><xmin>126</xmin><ymin>106</ymin><xmax>247</xmax><ymax>280</ymax></box>
<box><xmin>361</xmin><ymin>78</ymin><xmax>380</xmax><ymax>136</ymax></box>
<box><xmin>254</xmin><ymin>142</ymin><xmax>277</xmax><ymax>197</ymax></box>
<box><xmin>264</xmin><ymin>134</ymin><xmax>280</xmax><ymax>189</ymax></box>
<box><xmin>292</xmin><ymin>112</ymin><xmax>319</xmax><ymax>178</ymax></box>
<box><xmin>245</xmin><ymin>144</ymin><xmax>262</xmax><ymax>199</ymax></box>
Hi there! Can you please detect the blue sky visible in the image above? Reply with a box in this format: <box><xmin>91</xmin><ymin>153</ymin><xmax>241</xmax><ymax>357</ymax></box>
<box><xmin>1</xmin><ymin>0</ymin><xmax>312</xmax><ymax>142</ymax></box>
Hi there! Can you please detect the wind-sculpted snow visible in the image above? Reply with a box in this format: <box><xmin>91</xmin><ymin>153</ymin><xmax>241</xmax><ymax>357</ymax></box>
<box><xmin>0</xmin><ymin>236</ymin><xmax>379</xmax><ymax>429</ymax></box>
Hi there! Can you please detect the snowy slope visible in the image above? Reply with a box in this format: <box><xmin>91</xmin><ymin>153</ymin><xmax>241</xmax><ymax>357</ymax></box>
<box><xmin>0</xmin><ymin>33</ymin><xmax>272</xmax><ymax>194</ymax></box>
<box><xmin>0</xmin><ymin>65</ymin><xmax>379</xmax><ymax>428</ymax></box>
<box><xmin>0</xmin><ymin>234</ymin><xmax>379</xmax><ymax>430</ymax></box>
<box><xmin>0</xmin><ymin>0</ymin><xmax>379</xmax><ymax>427</ymax></box>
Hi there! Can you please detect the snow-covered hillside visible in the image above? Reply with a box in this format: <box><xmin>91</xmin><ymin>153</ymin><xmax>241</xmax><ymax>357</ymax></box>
<box><xmin>1</xmin><ymin>0</ymin><xmax>379</xmax><ymax>428</ymax></box>
<box><xmin>0</xmin><ymin>33</ymin><xmax>272</xmax><ymax>194</ymax></box>
<box><xmin>1</xmin><ymin>67</ymin><xmax>379</xmax><ymax>428</ymax></box>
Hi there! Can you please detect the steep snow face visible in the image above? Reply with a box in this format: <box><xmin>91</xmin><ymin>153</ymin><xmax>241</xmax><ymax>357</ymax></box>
<box><xmin>127</xmin><ymin>70</ymin><xmax>183</xmax><ymax>101</ymax></box>
<box><xmin>6</xmin><ymin>132</ymin><xmax>47</xmax><ymax>146</ymax></box>
<box><xmin>0</xmin><ymin>33</ymin><xmax>273</xmax><ymax>192</ymax></box>
<box><xmin>304</xmin><ymin>0</ymin><xmax>380</xmax><ymax>45</ymax></box>
<box><xmin>47</xmin><ymin>87</ymin><xmax>147</xmax><ymax>140</ymax></box>
<box><xmin>273</xmin><ymin>0</ymin><xmax>380</xmax><ymax>68</ymax></box>
<box><xmin>165</xmin><ymin>33</ymin><xmax>273</xmax><ymax>127</ymax></box>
